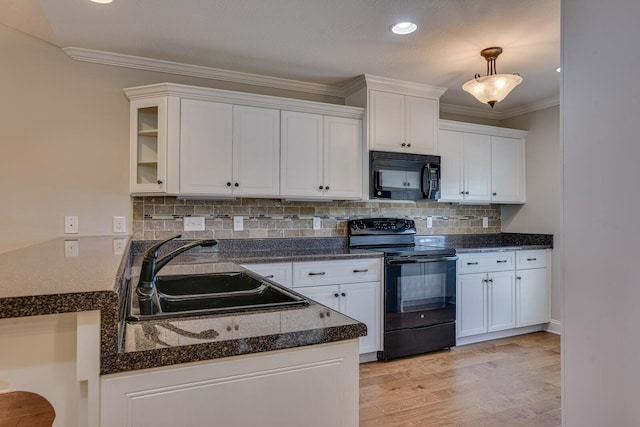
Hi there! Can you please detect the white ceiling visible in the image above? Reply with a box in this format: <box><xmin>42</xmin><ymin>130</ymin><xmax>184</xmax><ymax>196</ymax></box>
<box><xmin>1</xmin><ymin>0</ymin><xmax>560</xmax><ymax>116</ymax></box>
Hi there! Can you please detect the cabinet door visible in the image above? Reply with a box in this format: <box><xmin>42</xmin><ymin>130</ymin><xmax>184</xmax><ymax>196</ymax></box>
<box><xmin>240</xmin><ymin>262</ymin><xmax>293</xmax><ymax>288</ymax></box>
<box><xmin>516</xmin><ymin>268</ymin><xmax>550</xmax><ymax>327</ymax></box>
<box><xmin>295</xmin><ymin>285</ymin><xmax>341</xmax><ymax>311</ymax></box>
<box><xmin>404</xmin><ymin>95</ymin><xmax>438</xmax><ymax>155</ymax></box>
<box><xmin>340</xmin><ymin>281</ymin><xmax>381</xmax><ymax>354</ymax></box>
<box><xmin>180</xmin><ymin>99</ymin><xmax>233</xmax><ymax>194</ymax></box>
<box><xmin>438</xmin><ymin>130</ymin><xmax>465</xmax><ymax>201</ymax></box>
<box><xmin>232</xmin><ymin>106</ymin><xmax>280</xmax><ymax>196</ymax></box>
<box><xmin>487</xmin><ymin>271</ymin><xmax>516</xmax><ymax>332</ymax></box>
<box><xmin>280</xmin><ymin>111</ymin><xmax>324</xmax><ymax>197</ymax></box>
<box><xmin>130</xmin><ymin>97</ymin><xmax>169</xmax><ymax>193</ymax></box>
<box><xmin>323</xmin><ymin>116</ymin><xmax>362</xmax><ymax>199</ymax></box>
<box><xmin>456</xmin><ymin>273</ymin><xmax>487</xmax><ymax>338</ymax></box>
<box><xmin>463</xmin><ymin>133</ymin><xmax>492</xmax><ymax>202</ymax></box>
<box><xmin>492</xmin><ymin>136</ymin><xmax>525</xmax><ymax>203</ymax></box>
<box><xmin>369</xmin><ymin>90</ymin><xmax>405</xmax><ymax>152</ymax></box>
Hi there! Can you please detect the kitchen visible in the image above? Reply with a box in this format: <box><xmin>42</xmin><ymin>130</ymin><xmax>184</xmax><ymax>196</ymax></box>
<box><xmin>0</xmin><ymin>1</ymin><xmax>635</xmax><ymax>426</ymax></box>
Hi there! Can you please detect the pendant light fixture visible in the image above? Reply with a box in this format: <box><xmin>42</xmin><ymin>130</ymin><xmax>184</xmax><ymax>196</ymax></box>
<box><xmin>462</xmin><ymin>47</ymin><xmax>522</xmax><ymax>108</ymax></box>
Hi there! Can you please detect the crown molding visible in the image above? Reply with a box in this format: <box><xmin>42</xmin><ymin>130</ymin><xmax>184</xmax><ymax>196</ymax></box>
<box><xmin>343</xmin><ymin>74</ymin><xmax>447</xmax><ymax>99</ymax></box>
<box><xmin>62</xmin><ymin>47</ymin><xmax>344</xmax><ymax>98</ymax></box>
<box><xmin>499</xmin><ymin>96</ymin><xmax>560</xmax><ymax>119</ymax></box>
<box><xmin>441</xmin><ymin>96</ymin><xmax>560</xmax><ymax>121</ymax></box>
<box><xmin>440</xmin><ymin>119</ymin><xmax>528</xmax><ymax>138</ymax></box>
<box><xmin>439</xmin><ymin>103</ymin><xmax>503</xmax><ymax>120</ymax></box>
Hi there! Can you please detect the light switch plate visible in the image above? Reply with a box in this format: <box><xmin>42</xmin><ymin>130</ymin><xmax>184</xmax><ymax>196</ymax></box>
<box><xmin>233</xmin><ymin>216</ymin><xmax>244</xmax><ymax>231</ymax></box>
<box><xmin>64</xmin><ymin>240</ymin><xmax>79</xmax><ymax>257</ymax></box>
<box><xmin>482</xmin><ymin>217</ymin><xmax>489</xmax><ymax>228</ymax></box>
<box><xmin>113</xmin><ymin>216</ymin><xmax>127</xmax><ymax>233</ymax></box>
<box><xmin>426</xmin><ymin>216</ymin><xmax>433</xmax><ymax>228</ymax></box>
<box><xmin>113</xmin><ymin>238</ymin><xmax>127</xmax><ymax>254</ymax></box>
<box><xmin>184</xmin><ymin>216</ymin><xmax>205</xmax><ymax>231</ymax></box>
<box><xmin>312</xmin><ymin>216</ymin><xmax>321</xmax><ymax>230</ymax></box>
<box><xmin>65</xmin><ymin>216</ymin><xmax>78</xmax><ymax>234</ymax></box>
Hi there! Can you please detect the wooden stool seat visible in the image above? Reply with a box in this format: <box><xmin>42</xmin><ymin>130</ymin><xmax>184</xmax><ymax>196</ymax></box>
<box><xmin>0</xmin><ymin>391</ymin><xmax>55</xmax><ymax>427</ymax></box>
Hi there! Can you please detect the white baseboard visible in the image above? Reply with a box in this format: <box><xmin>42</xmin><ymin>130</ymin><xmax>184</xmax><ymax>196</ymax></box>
<box><xmin>456</xmin><ymin>324</ymin><xmax>545</xmax><ymax>346</ymax></box>
<box><xmin>359</xmin><ymin>352</ymin><xmax>378</xmax><ymax>364</ymax></box>
<box><xmin>544</xmin><ymin>319</ymin><xmax>562</xmax><ymax>335</ymax></box>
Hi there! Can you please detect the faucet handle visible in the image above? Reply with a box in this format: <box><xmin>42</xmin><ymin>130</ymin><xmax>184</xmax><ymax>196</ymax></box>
<box><xmin>143</xmin><ymin>234</ymin><xmax>182</xmax><ymax>260</ymax></box>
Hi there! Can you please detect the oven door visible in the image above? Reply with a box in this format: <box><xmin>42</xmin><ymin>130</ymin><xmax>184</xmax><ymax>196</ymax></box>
<box><xmin>384</xmin><ymin>255</ymin><xmax>457</xmax><ymax>333</ymax></box>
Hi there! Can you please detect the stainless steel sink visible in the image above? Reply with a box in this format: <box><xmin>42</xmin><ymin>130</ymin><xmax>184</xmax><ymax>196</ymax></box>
<box><xmin>127</xmin><ymin>271</ymin><xmax>309</xmax><ymax>321</ymax></box>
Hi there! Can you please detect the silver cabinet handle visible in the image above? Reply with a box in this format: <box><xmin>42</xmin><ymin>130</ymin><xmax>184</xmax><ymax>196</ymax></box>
<box><xmin>488</xmin><ymin>278</ymin><xmax>494</xmax><ymax>283</ymax></box>
<box><xmin>157</xmin><ymin>180</ymin><xmax>163</xmax><ymax>184</ymax></box>
<box><xmin>308</xmin><ymin>272</ymin><xmax>326</xmax><ymax>276</ymax></box>
<box><xmin>353</xmin><ymin>269</ymin><xmax>369</xmax><ymax>273</ymax></box>
<box><xmin>401</xmin><ymin>142</ymin><xmax>406</xmax><ymax>147</ymax></box>
<box><xmin>527</xmin><ymin>258</ymin><xmax>537</xmax><ymax>261</ymax></box>
<box><xmin>517</xmin><ymin>276</ymin><xmax>522</xmax><ymax>280</ymax></box>
<box><xmin>334</xmin><ymin>293</ymin><xmax>339</xmax><ymax>297</ymax></box>
<box><xmin>466</xmin><ymin>262</ymin><xmax>479</xmax><ymax>265</ymax></box>
<box><xmin>496</xmin><ymin>260</ymin><xmax>508</xmax><ymax>263</ymax></box>
<box><xmin>264</xmin><ymin>274</ymin><xmax>274</xmax><ymax>279</ymax></box>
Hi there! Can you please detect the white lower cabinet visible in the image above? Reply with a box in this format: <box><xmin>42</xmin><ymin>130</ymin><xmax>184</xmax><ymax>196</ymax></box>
<box><xmin>101</xmin><ymin>340</ymin><xmax>360</xmax><ymax>427</ymax></box>
<box><xmin>457</xmin><ymin>271</ymin><xmax>515</xmax><ymax>338</ymax></box>
<box><xmin>292</xmin><ymin>258</ymin><xmax>382</xmax><ymax>355</ymax></box>
<box><xmin>457</xmin><ymin>250</ymin><xmax>551</xmax><ymax>343</ymax></box>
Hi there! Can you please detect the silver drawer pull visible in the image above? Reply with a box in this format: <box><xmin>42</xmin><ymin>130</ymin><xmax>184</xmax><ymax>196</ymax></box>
<box><xmin>466</xmin><ymin>262</ymin><xmax>479</xmax><ymax>265</ymax></box>
<box><xmin>496</xmin><ymin>260</ymin><xmax>508</xmax><ymax>263</ymax></box>
<box><xmin>353</xmin><ymin>269</ymin><xmax>369</xmax><ymax>273</ymax></box>
<box><xmin>527</xmin><ymin>258</ymin><xmax>537</xmax><ymax>261</ymax></box>
<box><xmin>308</xmin><ymin>272</ymin><xmax>326</xmax><ymax>276</ymax></box>
<box><xmin>264</xmin><ymin>274</ymin><xmax>274</xmax><ymax>279</ymax></box>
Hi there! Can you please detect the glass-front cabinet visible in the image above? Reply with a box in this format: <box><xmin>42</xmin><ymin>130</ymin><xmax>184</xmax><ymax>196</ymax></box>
<box><xmin>129</xmin><ymin>95</ymin><xmax>179</xmax><ymax>194</ymax></box>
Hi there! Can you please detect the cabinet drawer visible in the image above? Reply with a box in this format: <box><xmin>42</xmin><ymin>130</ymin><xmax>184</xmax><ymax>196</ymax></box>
<box><xmin>240</xmin><ymin>262</ymin><xmax>293</xmax><ymax>288</ymax></box>
<box><xmin>293</xmin><ymin>258</ymin><xmax>381</xmax><ymax>288</ymax></box>
<box><xmin>458</xmin><ymin>251</ymin><xmax>515</xmax><ymax>274</ymax></box>
<box><xmin>515</xmin><ymin>250</ymin><xmax>547</xmax><ymax>270</ymax></box>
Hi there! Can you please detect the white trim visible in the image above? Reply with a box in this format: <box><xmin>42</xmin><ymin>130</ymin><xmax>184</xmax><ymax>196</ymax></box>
<box><xmin>63</xmin><ymin>47</ymin><xmax>558</xmax><ymax>119</ymax></box>
<box><xmin>441</xmin><ymin>96</ymin><xmax>560</xmax><ymax>120</ymax></box>
<box><xmin>440</xmin><ymin>119</ymin><xmax>528</xmax><ymax>138</ymax></box>
<box><xmin>62</xmin><ymin>47</ymin><xmax>344</xmax><ymax>98</ymax></box>
<box><xmin>343</xmin><ymin>74</ymin><xmax>447</xmax><ymax>99</ymax></box>
<box><xmin>123</xmin><ymin>83</ymin><xmax>365</xmax><ymax>119</ymax></box>
<box><xmin>545</xmin><ymin>319</ymin><xmax>562</xmax><ymax>335</ymax></box>
<box><xmin>456</xmin><ymin>324</ymin><xmax>545</xmax><ymax>346</ymax></box>
<box><xmin>440</xmin><ymin>103</ymin><xmax>503</xmax><ymax>120</ymax></box>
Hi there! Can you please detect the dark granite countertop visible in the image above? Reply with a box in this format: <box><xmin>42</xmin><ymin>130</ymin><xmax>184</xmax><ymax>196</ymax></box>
<box><xmin>0</xmin><ymin>233</ymin><xmax>551</xmax><ymax>375</ymax></box>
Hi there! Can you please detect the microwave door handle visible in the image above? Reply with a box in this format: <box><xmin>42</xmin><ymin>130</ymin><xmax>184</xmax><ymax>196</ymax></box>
<box><xmin>421</xmin><ymin>164</ymin><xmax>431</xmax><ymax>198</ymax></box>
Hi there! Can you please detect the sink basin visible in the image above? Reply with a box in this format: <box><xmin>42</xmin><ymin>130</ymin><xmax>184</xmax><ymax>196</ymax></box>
<box><xmin>127</xmin><ymin>271</ymin><xmax>309</xmax><ymax>321</ymax></box>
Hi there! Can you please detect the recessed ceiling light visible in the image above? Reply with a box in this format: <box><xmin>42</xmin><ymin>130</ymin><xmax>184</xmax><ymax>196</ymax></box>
<box><xmin>390</xmin><ymin>22</ymin><xmax>417</xmax><ymax>35</ymax></box>
<box><xmin>91</xmin><ymin>0</ymin><xmax>113</xmax><ymax>3</ymax></box>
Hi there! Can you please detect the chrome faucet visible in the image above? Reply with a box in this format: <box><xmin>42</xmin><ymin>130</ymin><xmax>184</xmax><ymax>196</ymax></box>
<box><xmin>136</xmin><ymin>234</ymin><xmax>218</xmax><ymax>315</ymax></box>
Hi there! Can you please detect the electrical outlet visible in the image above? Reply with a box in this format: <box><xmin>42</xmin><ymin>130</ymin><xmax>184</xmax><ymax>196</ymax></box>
<box><xmin>426</xmin><ymin>216</ymin><xmax>433</xmax><ymax>228</ymax></box>
<box><xmin>113</xmin><ymin>216</ymin><xmax>127</xmax><ymax>233</ymax></box>
<box><xmin>482</xmin><ymin>217</ymin><xmax>489</xmax><ymax>228</ymax></box>
<box><xmin>233</xmin><ymin>216</ymin><xmax>244</xmax><ymax>231</ymax></box>
<box><xmin>184</xmin><ymin>216</ymin><xmax>205</xmax><ymax>231</ymax></box>
<box><xmin>64</xmin><ymin>240</ymin><xmax>79</xmax><ymax>257</ymax></box>
<box><xmin>113</xmin><ymin>238</ymin><xmax>127</xmax><ymax>255</ymax></box>
<box><xmin>312</xmin><ymin>216</ymin><xmax>321</xmax><ymax>230</ymax></box>
<box><xmin>65</xmin><ymin>216</ymin><xmax>78</xmax><ymax>234</ymax></box>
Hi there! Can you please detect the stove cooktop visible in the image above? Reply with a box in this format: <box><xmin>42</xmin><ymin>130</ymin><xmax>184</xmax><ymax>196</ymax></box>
<box><xmin>363</xmin><ymin>245</ymin><xmax>456</xmax><ymax>258</ymax></box>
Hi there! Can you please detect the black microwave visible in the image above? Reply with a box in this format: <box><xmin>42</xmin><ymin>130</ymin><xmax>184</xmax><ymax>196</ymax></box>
<box><xmin>369</xmin><ymin>151</ymin><xmax>441</xmax><ymax>201</ymax></box>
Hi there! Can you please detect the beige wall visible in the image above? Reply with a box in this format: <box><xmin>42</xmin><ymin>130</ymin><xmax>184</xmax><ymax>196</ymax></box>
<box><xmin>500</xmin><ymin>106</ymin><xmax>562</xmax><ymax>324</ymax></box>
<box><xmin>0</xmin><ymin>23</ymin><xmax>341</xmax><ymax>254</ymax></box>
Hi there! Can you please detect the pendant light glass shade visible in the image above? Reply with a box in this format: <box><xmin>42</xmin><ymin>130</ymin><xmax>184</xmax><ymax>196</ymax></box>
<box><xmin>462</xmin><ymin>73</ymin><xmax>523</xmax><ymax>107</ymax></box>
<box><xmin>462</xmin><ymin>47</ymin><xmax>522</xmax><ymax>108</ymax></box>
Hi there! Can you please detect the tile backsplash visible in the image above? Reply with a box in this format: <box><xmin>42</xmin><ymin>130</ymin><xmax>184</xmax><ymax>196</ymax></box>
<box><xmin>133</xmin><ymin>197</ymin><xmax>501</xmax><ymax>240</ymax></box>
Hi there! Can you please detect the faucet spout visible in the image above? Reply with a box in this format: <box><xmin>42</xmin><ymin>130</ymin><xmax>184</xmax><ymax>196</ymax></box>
<box><xmin>136</xmin><ymin>236</ymin><xmax>218</xmax><ymax>315</ymax></box>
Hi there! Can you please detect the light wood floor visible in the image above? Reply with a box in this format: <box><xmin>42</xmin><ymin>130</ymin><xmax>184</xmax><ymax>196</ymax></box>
<box><xmin>360</xmin><ymin>332</ymin><xmax>560</xmax><ymax>427</ymax></box>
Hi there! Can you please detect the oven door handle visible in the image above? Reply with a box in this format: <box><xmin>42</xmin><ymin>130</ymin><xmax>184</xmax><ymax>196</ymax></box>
<box><xmin>387</xmin><ymin>256</ymin><xmax>458</xmax><ymax>264</ymax></box>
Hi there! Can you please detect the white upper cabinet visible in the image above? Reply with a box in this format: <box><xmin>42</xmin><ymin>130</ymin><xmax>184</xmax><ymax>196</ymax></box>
<box><xmin>180</xmin><ymin>99</ymin><xmax>233</xmax><ymax>195</ymax></box>
<box><xmin>439</xmin><ymin>120</ymin><xmax>527</xmax><ymax>204</ymax></box>
<box><xmin>439</xmin><ymin>130</ymin><xmax>491</xmax><ymax>203</ymax></box>
<box><xmin>180</xmin><ymin>101</ymin><xmax>280</xmax><ymax>196</ymax></box>
<box><xmin>125</xmin><ymin>83</ymin><xmax>364</xmax><ymax>199</ymax></box>
<box><xmin>491</xmin><ymin>136</ymin><xmax>525</xmax><ymax>203</ymax></box>
<box><xmin>344</xmin><ymin>75</ymin><xmax>445</xmax><ymax>155</ymax></box>
<box><xmin>280</xmin><ymin>111</ymin><xmax>362</xmax><ymax>200</ymax></box>
<box><xmin>128</xmin><ymin>96</ymin><xmax>180</xmax><ymax>194</ymax></box>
